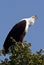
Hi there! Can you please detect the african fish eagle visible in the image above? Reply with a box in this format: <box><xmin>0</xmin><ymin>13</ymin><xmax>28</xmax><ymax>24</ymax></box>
<box><xmin>3</xmin><ymin>15</ymin><xmax>37</xmax><ymax>53</ymax></box>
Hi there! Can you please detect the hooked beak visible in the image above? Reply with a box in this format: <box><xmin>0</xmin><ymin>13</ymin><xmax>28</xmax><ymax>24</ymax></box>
<box><xmin>35</xmin><ymin>15</ymin><xmax>37</xmax><ymax>19</ymax></box>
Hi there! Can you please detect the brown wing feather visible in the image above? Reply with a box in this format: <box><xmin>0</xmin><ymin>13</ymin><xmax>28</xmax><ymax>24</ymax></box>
<box><xmin>3</xmin><ymin>20</ymin><xmax>26</xmax><ymax>53</ymax></box>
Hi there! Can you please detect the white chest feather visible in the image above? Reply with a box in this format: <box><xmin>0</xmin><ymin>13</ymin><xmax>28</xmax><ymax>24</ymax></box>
<box><xmin>25</xmin><ymin>20</ymin><xmax>30</xmax><ymax>32</ymax></box>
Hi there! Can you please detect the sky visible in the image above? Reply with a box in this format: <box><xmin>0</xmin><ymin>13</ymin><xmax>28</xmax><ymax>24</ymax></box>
<box><xmin>0</xmin><ymin>0</ymin><xmax>44</xmax><ymax>60</ymax></box>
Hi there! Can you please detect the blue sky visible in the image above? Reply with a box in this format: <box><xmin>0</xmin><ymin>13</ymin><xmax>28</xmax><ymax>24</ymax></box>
<box><xmin>0</xmin><ymin>0</ymin><xmax>44</xmax><ymax>60</ymax></box>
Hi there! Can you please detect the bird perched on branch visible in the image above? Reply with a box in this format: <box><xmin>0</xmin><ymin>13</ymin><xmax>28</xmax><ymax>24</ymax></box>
<box><xmin>3</xmin><ymin>15</ymin><xmax>37</xmax><ymax>53</ymax></box>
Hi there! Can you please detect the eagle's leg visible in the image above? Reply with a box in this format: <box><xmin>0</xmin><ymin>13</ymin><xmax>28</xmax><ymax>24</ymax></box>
<box><xmin>21</xmin><ymin>43</ymin><xmax>25</xmax><ymax>48</ymax></box>
<box><xmin>19</xmin><ymin>41</ymin><xmax>24</xmax><ymax>48</ymax></box>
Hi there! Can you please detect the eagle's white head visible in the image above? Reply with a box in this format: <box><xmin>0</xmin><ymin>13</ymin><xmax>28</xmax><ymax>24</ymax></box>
<box><xmin>23</xmin><ymin>15</ymin><xmax>37</xmax><ymax>32</ymax></box>
<box><xmin>29</xmin><ymin>15</ymin><xmax>37</xmax><ymax>26</ymax></box>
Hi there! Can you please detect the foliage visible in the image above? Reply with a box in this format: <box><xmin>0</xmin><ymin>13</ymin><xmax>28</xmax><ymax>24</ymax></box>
<box><xmin>0</xmin><ymin>38</ymin><xmax>44</xmax><ymax>65</ymax></box>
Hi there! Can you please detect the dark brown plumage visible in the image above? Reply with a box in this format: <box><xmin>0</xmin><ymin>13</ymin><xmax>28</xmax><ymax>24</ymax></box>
<box><xmin>3</xmin><ymin>20</ymin><xmax>26</xmax><ymax>53</ymax></box>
